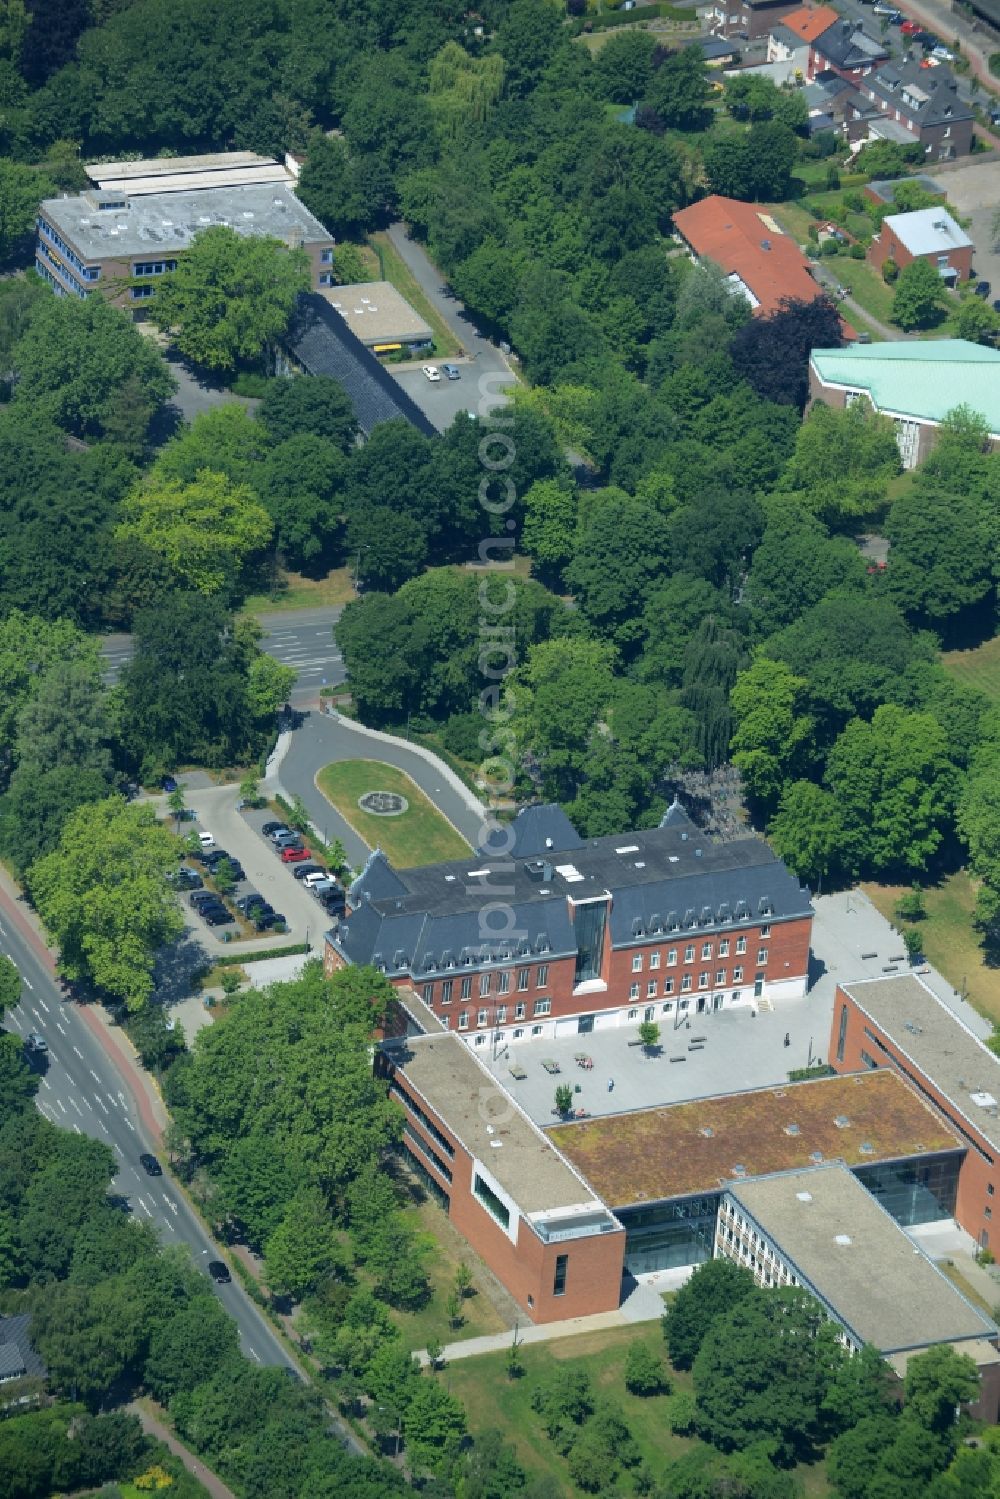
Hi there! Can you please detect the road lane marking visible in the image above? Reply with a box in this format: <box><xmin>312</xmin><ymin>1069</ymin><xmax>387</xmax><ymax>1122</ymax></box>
<box><xmin>94</xmin><ymin>1095</ymin><xmax>109</xmax><ymax>1114</ymax></box>
<box><xmin>69</xmin><ymin>1097</ymin><xmax>84</xmax><ymax>1115</ymax></box>
<box><xmin>162</xmin><ymin>1194</ymin><xmax>179</xmax><ymax>1216</ymax></box>
<box><xmin>124</xmin><ymin>1117</ymin><xmax>135</xmax><ymax>1132</ymax></box>
<box><xmin>136</xmin><ymin>1196</ymin><xmax>153</xmax><ymax>1217</ymax></box>
<box><xmin>72</xmin><ymin>1045</ymin><xmax>84</xmax><ymax>1059</ymax></box>
<box><xmin>107</xmin><ymin>1094</ymin><xmax>119</xmax><ymax>1109</ymax></box>
<box><xmin>248</xmin><ymin>1349</ymin><xmax>261</xmax><ymax>1362</ymax></box>
<box><xmin>25</xmin><ymin>979</ymin><xmax>35</xmax><ymax>992</ymax></box>
<box><xmin>40</xmin><ymin>1076</ymin><xmax>50</xmax><ymax>1089</ymax></box>
<box><xmin>89</xmin><ymin>1069</ymin><xmax>101</xmax><ymax>1084</ymax></box>
<box><xmin>55</xmin><ymin>1019</ymin><xmax>66</xmax><ymax>1034</ymax></box>
<box><xmin>72</xmin><ymin>1123</ymin><xmax>82</xmax><ymax>1134</ymax></box>
<box><xmin>56</xmin><ymin>1099</ymin><xmax>66</xmax><ymax>1114</ymax></box>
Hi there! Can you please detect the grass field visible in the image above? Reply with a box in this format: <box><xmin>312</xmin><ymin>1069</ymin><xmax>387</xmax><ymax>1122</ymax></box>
<box><xmin>863</xmin><ymin>871</ymin><xmax>1000</xmax><ymax>1028</ymax></box>
<box><xmin>942</xmin><ymin>634</ymin><xmax>1000</xmax><ymax>704</ymax></box>
<box><xmin>242</xmin><ymin>567</ymin><xmax>357</xmax><ymax>615</ymax></box>
<box><xmin>370</xmin><ymin>230</ymin><xmax>461</xmax><ymax>358</ymax></box>
<box><xmin>391</xmin><ymin>1190</ymin><xmax>511</xmax><ymax>1349</ymax></box>
<box><xmin>444</xmin><ymin>1324</ymin><xmax>831</xmax><ymax>1497</ymax></box>
<box><xmin>316</xmin><ymin>759</ymin><xmax>470</xmax><ymax>865</ymax></box>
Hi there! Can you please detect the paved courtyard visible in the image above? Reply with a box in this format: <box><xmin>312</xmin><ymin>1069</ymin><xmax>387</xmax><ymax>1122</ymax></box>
<box><xmin>933</xmin><ymin>159</ymin><xmax>1000</xmax><ymax>296</ymax></box>
<box><xmin>480</xmin><ymin>888</ymin><xmax>991</xmax><ymax>1129</ymax></box>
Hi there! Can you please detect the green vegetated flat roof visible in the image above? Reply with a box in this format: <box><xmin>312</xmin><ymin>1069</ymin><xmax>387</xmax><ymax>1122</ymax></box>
<box><xmin>811</xmin><ymin>340</ymin><xmax>1000</xmax><ymax>434</ymax></box>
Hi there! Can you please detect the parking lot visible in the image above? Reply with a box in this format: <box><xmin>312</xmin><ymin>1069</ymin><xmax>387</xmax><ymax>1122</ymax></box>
<box><xmin>931</xmin><ymin>160</ymin><xmax>1000</xmax><ymax>301</ymax></box>
<box><xmin>175</xmin><ymin>784</ymin><xmax>342</xmax><ymax>954</ymax></box>
<box><xmin>390</xmin><ymin>356</ymin><xmax>515</xmax><ymax>432</ymax></box>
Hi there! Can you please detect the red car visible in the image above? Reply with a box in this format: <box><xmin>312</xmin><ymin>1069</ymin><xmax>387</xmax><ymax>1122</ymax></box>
<box><xmin>281</xmin><ymin>845</ymin><xmax>311</xmax><ymax>863</ymax></box>
<box><xmin>900</xmin><ymin>19</ymin><xmax>921</xmax><ymax>34</ymax></box>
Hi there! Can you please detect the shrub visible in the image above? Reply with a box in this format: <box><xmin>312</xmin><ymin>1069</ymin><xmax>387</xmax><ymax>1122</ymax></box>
<box><xmin>882</xmin><ymin>257</ymin><xmax>898</xmax><ymax>283</ymax></box>
<box><xmin>989</xmin><ymin>51</ymin><xmax>1000</xmax><ymax>77</ymax></box>
<box><xmin>850</xmin><ymin>242</ymin><xmax>865</xmax><ymax>259</ymax></box>
<box><xmin>625</xmin><ymin>1341</ymin><xmax>670</xmax><ymax>1396</ymax></box>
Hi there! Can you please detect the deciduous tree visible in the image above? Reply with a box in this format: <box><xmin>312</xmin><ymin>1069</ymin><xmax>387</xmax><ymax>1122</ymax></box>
<box><xmin>117</xmin><ymin>470</ymin><xmax>273</xmax><ymax>596</ymax></box>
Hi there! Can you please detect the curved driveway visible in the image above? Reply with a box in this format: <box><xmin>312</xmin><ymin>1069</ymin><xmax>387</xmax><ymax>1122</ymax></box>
<box><xmin>276</xmin><ymin>710</ymin><xmax>488</xmax><ymax>870</ymax></box>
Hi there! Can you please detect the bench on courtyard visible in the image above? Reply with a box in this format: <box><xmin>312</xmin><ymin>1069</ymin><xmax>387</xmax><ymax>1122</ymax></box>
<box><xmin>541</xmin><ymin>1059</ymin><xmax>561</xmax><ymax>1075</ymax></box>
<box><xmin>509</xmin><ymin>1063</ymin><xmax>527</xmax><ymax>1081</ymax></box>
<box><xmin>670</xmin><ymin>1055</ymin><xmax>686</xmax><ymax>1063</ymax></box>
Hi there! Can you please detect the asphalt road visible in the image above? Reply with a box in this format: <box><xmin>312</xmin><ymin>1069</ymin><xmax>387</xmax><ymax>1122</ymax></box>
<box><xmin>0</xmin><ymin>895</ymin><xmax>292</xmax><ymax>1369</ymax></box>
<box><xmin>102</xmin><ymin>606</ymin><xmax>345</xmax><ymax>705</ymax></box>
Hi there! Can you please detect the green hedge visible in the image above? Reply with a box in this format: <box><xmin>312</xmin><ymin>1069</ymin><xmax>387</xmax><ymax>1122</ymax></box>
<box><xmin>214</xmin><ymin>943</ymin><xmax>312</xmax><ymax>967</ymax></box>
<box><xmin>787</xmin><ymin>1064</ymin><xmax>836</xmax><ymax>1082</ymax></box>
<box><xmin>574</xmin><ymin>3</ymin><xmax>690</xmax><ymax>32</ymax></box>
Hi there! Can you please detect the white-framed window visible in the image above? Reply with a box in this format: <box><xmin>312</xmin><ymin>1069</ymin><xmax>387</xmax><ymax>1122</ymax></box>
<box><xmin>513</xmin><ymin>1027</ymin><xmax>524</xmax><ymax>1039</ymax></box>
<box><xmin>718</xmin><ymin>939</ymin><xmax>729</xmax><ymax>957</ymax></box>
<box><xmin>531</xmin><ymin>1024</ymin><xmax>543</xmax><ymax>1035</ymax></box>
<box><xmin>441</xmin><ymin>1014</ymin><xmax>450</xmax><ymax>1028</ymax></box>
<box><xmin>716</xmin><ymin>970</ymin><xmax>726</xmax><ymax>986</ymax></box>
<box><xmin>632</xmin><ymin>954</ymin><xmax>642</xmax><ymax>973</ymax></box>
<box><xmin>318</xmin><ymin>272</ymin><xmax>333</xmax><ymax>286</ymax></box>
<box><xmin>320</xmin><ymin>248</ymin><xmax>333</xmax><ymax>263</ymax></box>
<box><xmin>684</xmin><ymin>944</ymin><xmax>695</xmax><ymax>963</ymax></box>
<box><xmin>733</xmin><ymin>967</ymin><xmax>743</xmax><ymax>983</ymax></box>
<box><xmin>701</xmin><ymin>942</ymin><xmax>713</xmax><ymax>960</ymax></box>
<box><xmin>533</xmin><ymin>998</ymin><xmax>551</xmax><ymax>1016</ymax></box>
<box><xmin>679</xmin><ymin>998</ymin><xmax>690</xmax><ymax>1011</ymax></box>
<box><xmin>667</xmin><ymin>948</ymin><xmax>677</xmax><ymax>966</ymax></box>
<box><xmin>664</xmin><ymin>978</ymin><xmax>674</xmax><ymax>995</ymax></box>
<box><xmin>458</xmin><ymin>1011</ymin><xmax>469</xmax><ymax>1030</ymax></box>
<box><xmin>681</xmin><ymin>975</ymin><xmax>692</xmax><ymax>992</ymax></box>
<box><xmin>514</xmin><ymin>1002</ymin><xmax>526</xmax><ymax>1020</ymax></box>
<box><xmin>477</xmin><ymin>1008</ymin><xmax>488</xmax><ymax>1027</ymax></box>
<box><xmin>650</xmin><ymin>950</ymin><xmax>661</xmax><ymax>970</ymax></box>
<box><xmin>758</xmin><ymin>949</ymin><xmax>768</xmax><ymax>965</ymax></box>
<box><xmin>517</xmin><ymin>968</ymin><xmax>529</xmax><ymax>991</ymax></box>
<box><xmin>479</xmin><ymin>972</ymin><xmax>491</xmax><ymax>997</ymax></box>
<box><xmin>422</xmin><ymin>983</ymin><xmax>433</xmax><ymax>1004</ymax></box>
<box><xmin>647</xmin><ymin>980</ymin><xmax>657</xmax><ymax>998</ymax></box>
<box><xmin>736</xmin><ymin>936</ymin><xmax>747</xmax><ymax>955</ymax></box>
<box><xmin>536</xmin><ymin>964</ymin><xmax>549</xmax><ymax>987</ymax></box>
<box><xmin>629</xmin><ymin>983</ymin><xmax>640</xmax><ymax>999</ymax></box>
<box><xmin>644</xmin><ymin>1006</ymin><xmax>655</xmax><ymax>1022</ymax></box>
<box><xmin>496</xmin><ymin>1005</ymin><xmax>507</xmax><ymax>1024</ymax></box>
<box><xmin>628</xmin><ymin>1008</ymin><xmax>638</xmax><ymax>1020</ymax></box>
<box><xmin>698</xmin><ymin>973</ymin><xmax>709</xmax><ymax>989</ymax></box>
<box><xmin>441</xmin><ymin>979</ymin><xmax>453</xmax><ymax>1004</ymax></box>
<box><xmin>461</xmin><ymin>977</ymin><xmax>472</xmax><ymax>1000</ymax></box>
<box><xmin>498</xmin><ymin>970</ymin><xmax>510</xmax><ymax>995</ymax></box>
<box><xmin>760</xmin><ymin>925</ymin><xmax>771</xmax><ymax>939</ymax></box>
<box><xmin>662</xmin><ymin>1001</ymin><xmax>673</xmax><ymax>1013</ymax></box>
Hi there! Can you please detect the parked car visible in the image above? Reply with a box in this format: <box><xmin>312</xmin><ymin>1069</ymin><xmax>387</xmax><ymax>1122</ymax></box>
<box><xmin>293</xmin><ymin>863</ymin><xmax>324</xmax><ymax>881</ymax></box>
<box><xmin>422</xmin><ymin>364</ymin><xmax>441</xmax><ymax>382</ymax></box>
<box><xmin>310</xmin><ymin>878</ymin><xmax>339</xmax><ymax>897</ymax></box>
<box><xmin>900</xmin><ymin>18</ymin><xmax>921</xmax><ymax>33</ymax></box>
<box><xmin>207</xmin><ymin>1260</ymin><xmax>231</xmax><ymax>1284</ymax></box>
<box><xmin>170</xmin><ymin>868</ymin><xmax>203</xmax><ymax>890</ymax></box>
<box><xmin>975</xmin><ymin>280</ymin><xmax>991</xmax><ymax>299</ymax></box>
<box><xmin>993</xmin><ymin>299</ymin><xmax>1000</xmax><ymax>313</ymax></box>
<box><xmin>139</xmin><ymin>1153</ymin><xmax>162</xmax><ymax>1177</ymax></box>
<box><xmin>161</xmin><ymin>775</ymin><xmax>178</xmax><ymax>793</ymax></box>
<box><xmin>203</xmin><ymin>906</ymin><xmax>235</xmax><ymax>926</ymax></box>
<box><xmin>253</xmin><ymin>910</ymin><xmax>286</xmax><ymax>931</ymax></box>
<box><xmin>24</xmin><ymin>1032</ymin><xmax>47</xmax><ymax>1055</ymax></box>
<box><xmin>272</xmin><ymin>829</ymin><xmax>302</xmax><ymax>846</ymax></box>
<box><xmin>318</xmin><ymin>890</ymin><xmax>347</xmax><ymax>914</ymax></box>
<box><xmin>303</xmin><ymin>869</ymin><xmax>334</xmax><ymax>888</ymax></box>
<box><xmin>274</xmin><ymin>839</ymin><xmax>304</xmax><ymax>856</ymax></box>
<box><xmin>209</xmin><ymin>856</ymin><xmax>244</xmax><ymax>881</ymax></box>
<box><xmin>198</xmin><ymin>831</ymin><xmax>215</xmax><ymax>848</ymax></box>
<box><xmin>441</xmin><ymin>363</ymin><xmax>461</xmax><ymax>380</ymax></box>
<box><xmin>190</xmin><ymin>890</ymin><xmax>221</xmax><ymax>907</ymax></box>
<box><xmin>235</xmin><ymin>892</ymin><xmax>264</xmax><ymax>913</ymax></box>
<box><xmin>932</xmin><ymin>44</ymin><xmax>955</xmax><ymax>61</ymax></box>
<box><xmin>281</xmin><ymin>845</ymin><xmax>311</xmax><ymax>863</ymax></box>
<box><xmin>262</xmin><ymin>821</ymin><xmax>288</xmax><ymax>837</ymax></box>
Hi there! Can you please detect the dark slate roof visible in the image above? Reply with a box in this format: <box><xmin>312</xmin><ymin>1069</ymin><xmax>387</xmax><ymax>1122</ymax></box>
<box><xmin>284</xmin><ymin>292</ymin><xmax>437</xmax><ymax>437</ymax></box>
<box><xmin>351</xmin><ymin>848</ymin><xmax>410</xmax><ymax>903</ymax></box>
<box><xmin>863</xmin><ymin>61</ymin><xmax>971</xmax><ymax>129</ymax></box>
<box><xmin>331</xmin><ymin>810</ymin><xmax>812</xmax><ymax>980</ymax></box>
<box><xmin>0</xmin><ymin>1315</ymin><xmax>44</xmax><ymax>1382</ymax></box>
<box><xmin>508</xmin><ymin>804</ymin><xmax>583</xmax><ymax>859</ymax></box>
<box><xmin>814</xmin><ymin>19</ymin><xmax>888</xmax><ymax>70</ymax></box>
<box><xmin>807</xmin><ymin>112</ymin><xmax>836</xmax><ymax>135</ymax></box>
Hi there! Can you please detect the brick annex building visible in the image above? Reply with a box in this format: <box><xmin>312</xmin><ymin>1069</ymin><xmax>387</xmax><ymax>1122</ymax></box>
<box><xmin>324</xmin><ymin>801</ymin><xmax>813</xmax><ymax>1048</ymax></box>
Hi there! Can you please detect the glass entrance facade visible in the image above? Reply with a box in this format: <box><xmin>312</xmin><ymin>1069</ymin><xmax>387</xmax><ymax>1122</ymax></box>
<box><xmin>854</xmin><ymin>1150</ymin><xmax>962</xmax><ymax>1226</ymax></box>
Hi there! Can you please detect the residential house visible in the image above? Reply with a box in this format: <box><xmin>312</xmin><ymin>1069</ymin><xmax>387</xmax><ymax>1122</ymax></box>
<box><xmin>767</xmin><ymin>5</ymin><xmax>839</xmax><ymax>80</ymax></box>
<box><xmin>857</xmin><ymin>60</ymin><xmax>973</xmax><ymax>161</ymax></box>
<box><xmin>672</xmin><ymin>194</ymin><xmax>828</xmax><ymax>316</ymax></box>
<box><xmin>707</xmin><ymin>0</ymin><xmax>799</xmax><ymax>42</ymax></box>
<box><xmin>809</xmin><ymin>340</ymin><xmax>1000</xmax><ymax>468</ymax></box>
<box><xmin>867</xmin><ymin>206</ymin><xmax>973</xmax><ymax>285</ymax></box>
<box><xmin>809</xmin><ymin>18</ymin><xmax>889</xmax><ymax>83</ymax></box>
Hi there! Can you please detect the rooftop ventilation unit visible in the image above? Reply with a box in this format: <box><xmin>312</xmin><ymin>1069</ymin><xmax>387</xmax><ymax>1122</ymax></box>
<box><xmin>616</xmin><ymin>845</ymin><xmax>639</xmax><ymax>855</ymax></box>
<box><xmin>834</xmin><ymin>1234</ymin><xmax>852</xmax><ymax>1247</ymax></box>
<box><xmin>834</xmin><ymin>1115</ymin><xmax>851</xmax><ymax>1129</ymax></box>
<box><xmin>784</xmin><ymin>1123</ymin><xmax>800</xmax><ymax>1137</ymax></box>
<box><xmin>699</xmin><ymin>1126</ymin><xmax>714</xmax><ymax>1138</ymax></box>
<box><xmin>731</xmin><ymin>1164</ymin><xmax>747</xmax><ymax>1178</ymax></box>
<box><xmin>796</xmin><ymin>1191</ymin><xmax>813</xmax><ymax>1203</ymax></box>
<box><xmin>809</xmin><ymin>1151</ymin><xmax>824</xmax><ymax>1164</ymax></box>
<box><xmin>971</xmin><ymin>1091</ymin><xmax>998</xmax><ymax>1109</ymax></box>
<box><xmin>859</xmin><ymin>1142</ymin><xmax>875</xmax><ymax>1155</ymax></box>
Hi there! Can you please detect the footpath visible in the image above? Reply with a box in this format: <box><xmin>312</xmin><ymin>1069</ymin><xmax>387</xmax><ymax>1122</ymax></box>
<box><xmin>129</xmin><ymin>1402</ymin><xmax>238</xmax><ymax>1499</ymax></box>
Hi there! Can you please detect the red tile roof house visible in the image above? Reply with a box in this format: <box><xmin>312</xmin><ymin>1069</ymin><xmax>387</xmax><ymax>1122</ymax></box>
<box><xmin>672</xmin><ymin>195</ymin><xmax>832</xmax><ymax>317</ymax></box>
<box><xmin>767</xmin><ymin>3</ymin><xmax>840</xmax><ymax>66</ymax></box>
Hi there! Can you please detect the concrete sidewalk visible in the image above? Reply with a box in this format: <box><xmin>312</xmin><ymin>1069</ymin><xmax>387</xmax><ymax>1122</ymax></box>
<box><xmin>415</xmin><ymin>1275</ymin><xmax>670</xmax><ymax>1366</ymax></box>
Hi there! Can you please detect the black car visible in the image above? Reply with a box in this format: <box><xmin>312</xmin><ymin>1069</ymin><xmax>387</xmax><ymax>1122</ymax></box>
<box><xmin>253</xmin><ymin>910</ymin><xmax>285</xmax><ymax>931</ymax></box>
<box><xmin>190</xmin><ymin>890</ymin><xmax>221</xmax><ymax>907</ymax></box>
<box><xmin>210</xmin><ymin>858</ymin><xmax>245</xmax><ymax>881</ymax></box>
<box><xmin>203</xmin><ymin>907</ymin><xmax>235</xmax><ymax>927</ymax></box>
<box><xmin>161</xmin><ymin>775</ymin><xmax>178</xmax><ymax>793</ymax></box>
<box><xmin>207</xmin><ymin>1260</ymin><xmax>231</xmax><ymax>1284</ymax></box>
<box><xmin>292</xmin><ymin>863</ymin><xmax>324</xmax><ymax>881</ymax></box>
<box><xmin>235</xmin><ymin>892</ymin><xmax>264</xmax><ymax>913</ymax></box>
<box><xmin>171</xmin><ymin>868</ymin><xmax>203</xmax><ymax>890</ymax></box>
<box><xmin>262</xmin><ymin>821</ymin><xmax>288</xmax><ymax>837</ymax></box>
<box><xmin>318</xmin><ymin>889</ymin><xmax>347</xmax><ymax>914</ymax></box>
<box><xmin>975</xmin><ymin>281</ymin><xmax>991</xmax><ymax>299</ymax></box>
<box><xmin>139</xmin><ymin>1153</ymin><xmax>162</xmax><ymax>1177</ymax></box>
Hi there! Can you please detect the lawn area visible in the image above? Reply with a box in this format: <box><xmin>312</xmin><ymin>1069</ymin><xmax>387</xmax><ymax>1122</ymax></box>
<box><xmin>370</xmin><ymin>230</ymin><xmax>460</xmax><ymax>359</ymax></box>
<box><xmin>391</xmin><ymin>1188</ymin><xmax>511</xmax><ymax>1349</ymax></box>
<box><xmin>316</xmin><ymin>759</ymin><xmax>470</xmax><ymax>865</ymax></box>
<box><xmin>863</xmin><ymin>871</ymin><xmax>1000</xmax><ymax>1028</ymax></box>
<box><xmin>943</xmin><ymin>633</ymin><xmax>1000</xmax><ymax>705</ymax></box>
<box><xmin>444</xmin><ymin>1324</ymin><xmax>831</xmax><ymax>1497</ymax></box>
<box><xmin>242</xmin><ymin>566</ymin><xmax>357</xmax><ymax>615</ymax></box>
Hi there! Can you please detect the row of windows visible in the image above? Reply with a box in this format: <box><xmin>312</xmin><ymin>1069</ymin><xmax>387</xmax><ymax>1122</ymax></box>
<box><xmin>422</xmin><ymin>965</ymin><xmax>549</xmax><ymax>1007</ymax></box>
<box><xmin>473</xmin><ymin>1172</ymin><xmax>510</xmax><ymax>1230</ymax></box>
<box><xmin>631</xmin><ymin>934</ymin><xmax>766</xmax><ymax>971</ymax></box>
<box><xmin>388</xmin><ymin>1078</ymin><xmax>455</xmax><ymax>1159</ymax></box>
<box><xmin>37</xmin><ymin>218</ymin><xmax>100</xmax><ymax>280</ymax></box>
<box><xmin>133</xmin><ymin>260</ymin><xmax>177</xmax><ymax>277</ymax></box>
<box><xmin>402</xmin><ymin>1121</ymin><xmax>452</xmax><ymax>1183</ymax></box>
<box><xmin>454</xmin><ymin>998</ymin><xmax>552</xmax><ymax>1029</ymax></box>
<box><xmin>36</xmin><ymin>251</ymin><xmax>89</xmax><ymax>299</ymax></box>
<box><xmin>630</xmin><ymin>968</ymin><xmax>747</xmax><ymax>1000</ymax></box>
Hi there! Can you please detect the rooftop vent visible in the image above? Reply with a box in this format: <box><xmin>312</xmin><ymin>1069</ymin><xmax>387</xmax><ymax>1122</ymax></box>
<box><xmin>616</xmin><ymin>845</ymin><xmax>640</xmax><ymax>855</ymax></box>
<box><xmin>904</xmin><ymin>1021</ymin><xmax>923</xmax><ymax>1036</ymax></box>
<box><xmin>761</xmin><ymin>238</ymin><xmax>771</xmax><ymax>251</ymax></box>
<box><xmin>809</xmin><ymin>1151</ymin><xmax>824</xmax><ymax>1164</ymax></box>
<box><xmin>700</xmin><ymin>1126</ymin><xmax>715</xmax><ymax>1138</ymax></box>
<box><xmin>784</xmin><ymin>1123</ymin><xmax>801</xmax><ymax>1137</ymax></box>
<box><xmin>971</xmin><ymin>1091</ymin><xmax>998</xmax><ymax>1109</ymax></box>
<box><xmin>859</xmin><ymin>1142</ymin><xmax>875</xmax><ymax>1155</ymax></box>
<box><xmin>834</xmin><ymin>1234</ymin><xmax>852</xmax><ymax>1247</ymax></box>
<box><xmin>796</xmin><ymin>1191</ymin><xmax>813</xmax><ymax>1203</ymax></box>
<box><xmin>731</xmin><ymin>1164</ymin><xmax>747</xmax><ymax>1178</ymax></box>
<box><xmin>834</xmin><ymin>1115</ymin><xmax>851</xmax><ymax>1129</ymax></box>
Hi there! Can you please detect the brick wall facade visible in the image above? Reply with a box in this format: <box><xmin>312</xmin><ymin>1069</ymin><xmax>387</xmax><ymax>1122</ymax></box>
<box><xmin>868</xmin><ymin>221</ymin><xmax>974</xmax><ymax>281</ymax></box>
<box><xmin>827</xmin><ymin>985</ymin><xmax>1000</xmax><ymax>1253</ymax></box>
<box><xmin>386</xmin><ymin>1065</ymin><xmax>626</xmax><ymax>1323</ymax></box>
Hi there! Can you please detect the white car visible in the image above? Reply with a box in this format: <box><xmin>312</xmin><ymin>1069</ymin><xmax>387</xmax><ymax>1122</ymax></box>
<box><xmin>422</xmin><ymin>365</ymin><xmax>441</xmax><ymax>382</ymax></box>
<box><xmin>932</xmin><ymin>45</ymin><xmax>955</xmax><ymax>61</ymax></box>
<box><xmin>198</xmin><ymin>831</ymin><xmax>215</xmax><ymax>848</ymax></box>
<box><xmin>303</xmin><ymin>870</ymin><xmax>332</xmax><ymax>888</ymax></box>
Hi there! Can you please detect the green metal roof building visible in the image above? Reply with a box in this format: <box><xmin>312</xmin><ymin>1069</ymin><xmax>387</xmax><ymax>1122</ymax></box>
<box><xmin>809</xmin><ymin>340</ymin><xmax>1000</xmax><ymax>469</ymax></box>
